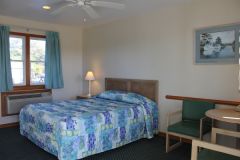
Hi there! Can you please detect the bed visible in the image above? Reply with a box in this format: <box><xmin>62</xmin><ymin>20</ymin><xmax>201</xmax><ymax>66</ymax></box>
<box><xmin>19</xmin><ymin>78</ymin><xmax>159</xmax><ymax>160</ymax></box>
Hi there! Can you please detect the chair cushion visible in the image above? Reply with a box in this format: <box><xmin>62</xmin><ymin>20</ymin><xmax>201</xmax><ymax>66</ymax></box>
<box><xmin>198</xmin><ymin>149</ymin><xmax>240</xmax><ymax>160</ymax></box>
<box><xmin>168</xmin><ymin>121</ymin><xmax>200</xmax><ymax>137</ymax></box>
<box><xmin>182</xmin><ymin>100</ymin><xmax>215</xmax><ymax>121</ymax></box>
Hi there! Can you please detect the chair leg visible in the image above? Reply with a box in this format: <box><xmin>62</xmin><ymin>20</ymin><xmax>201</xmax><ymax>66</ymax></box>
<box><xmin>166</xmin><ymin>132</ymin><xmax>170</xmax><ymax>153</ymax></box>
<box><xmin>166</xmin><ymin>133</ymin><xmax>182</xmax><ymax>153</ymax></box>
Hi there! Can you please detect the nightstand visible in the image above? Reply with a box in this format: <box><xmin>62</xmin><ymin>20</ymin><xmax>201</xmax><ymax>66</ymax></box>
<box><xmin>76</xmin><ymin>95</ymin><xmax>92</xmax><ymax>99</ymax></box>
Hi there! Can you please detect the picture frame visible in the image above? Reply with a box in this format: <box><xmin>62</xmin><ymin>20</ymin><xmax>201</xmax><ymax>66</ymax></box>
<box><xmin>195</xmin><ymin>24</ymin><xmax>240</xmax><ymax>64</ymax></box>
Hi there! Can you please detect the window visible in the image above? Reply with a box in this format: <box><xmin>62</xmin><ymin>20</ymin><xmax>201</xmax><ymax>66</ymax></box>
<box><xmin>9</xmin><ymin>32</ymin><xmax>46</xmax><ymax>89</ymax></box>
<box><xmin>30</xmin><ymin>38</ymin><xmax>45</xmax><ymax>85</ymax></box>
<box><xmin>10</xmin><ymin>36</ymin><xmax>25</xmax><ymax>85</ymax></box>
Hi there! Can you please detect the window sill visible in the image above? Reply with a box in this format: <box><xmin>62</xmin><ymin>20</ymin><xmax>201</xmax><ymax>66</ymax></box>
<box><xmin>13</xmin><ymin>85</ymin><xmax>45</xmax><ymax>91</ymax></box>
<box><xmin>1</xmin><ymin>85</ymin><xmax>49</xmax><ymax>94</ymax></box>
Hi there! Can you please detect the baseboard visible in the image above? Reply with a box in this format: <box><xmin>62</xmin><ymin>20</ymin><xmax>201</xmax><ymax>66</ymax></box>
<box><xmin>0</xmin><ymin>122</ymin><xmax>19</xmax><ymax>128</ymax></box>
<box><xmin>158</xmin><ymin>131</ymin><xmax>192</xmax><ymax>144</ymax></box>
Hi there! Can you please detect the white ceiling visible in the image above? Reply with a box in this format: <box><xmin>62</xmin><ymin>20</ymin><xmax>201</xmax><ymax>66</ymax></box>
<box><xmin>0</xmin><ymin>0</ymin><xmax>191</xmax><ymax>26</ymax></box>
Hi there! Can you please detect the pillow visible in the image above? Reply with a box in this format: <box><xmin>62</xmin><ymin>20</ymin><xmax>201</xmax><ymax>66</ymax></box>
<box><xmin>96</xmin><ymin>90</ymin><xmax>153</xmax><ymax>105</ymax></box>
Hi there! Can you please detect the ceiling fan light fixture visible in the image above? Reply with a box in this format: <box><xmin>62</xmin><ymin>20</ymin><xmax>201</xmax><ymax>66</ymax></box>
<box><xmin>48</xmin><ymin>0</ymin><xmax>125</xmax><ymax>19</ymax></box>
<box><xmin>78</xmin><ymin>0</ymin><xmax>85</xmax><ymax>6</ymax></box>
<box><xmin>42</xmin><ymin>5</ymin><xmax>51</xmax><ymax>10</ymax></box>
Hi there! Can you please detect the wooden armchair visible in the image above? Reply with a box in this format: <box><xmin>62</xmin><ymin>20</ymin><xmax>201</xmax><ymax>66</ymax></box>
<box><xmin>191</xmin><ymin>128</ymin><xmax>240</xmax><ymax>160</ymax></box>
<box><xmin>166</xmin><ymin>100</ymin><xmax>215</xmax><ymax>152</ymax></box>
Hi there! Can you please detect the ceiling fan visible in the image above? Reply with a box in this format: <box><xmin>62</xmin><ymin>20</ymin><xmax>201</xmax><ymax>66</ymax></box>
<box><xmin>47</xmin><ymin>0</ymin><xmax>125</xmax><ymax>19</ymax></box>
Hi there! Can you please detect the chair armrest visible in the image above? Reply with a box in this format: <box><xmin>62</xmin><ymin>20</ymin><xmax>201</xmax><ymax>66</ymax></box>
<box><xmin>167</xmin><ymin>110</ymin><xmax>182</xmax><ymax>127</ymax></box>
<box><xmin>200</xmin><ymin>116</ymin><xmax>210</xmax><ymax>122</ymax></box>
<box><xmin>199</xmin><ymin>116</ymin><xmax>211</xmax><ymax>139</ymax></box>
<box><xmin>191</xmin><ymin>140</ymin><xmax>240</xmax><ymax>160</ymax></box>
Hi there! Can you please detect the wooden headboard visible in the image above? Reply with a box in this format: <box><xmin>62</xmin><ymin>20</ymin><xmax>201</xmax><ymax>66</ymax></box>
<box><xmin>105</xmin><ymin>78</ymin><xmax>159</xmax><ymax>103</ymax></box>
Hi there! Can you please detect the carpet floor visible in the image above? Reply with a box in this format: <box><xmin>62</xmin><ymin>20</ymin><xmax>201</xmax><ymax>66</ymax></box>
<box><xmin>0</xmin><ymin>127</ymin><xmax>191</xmax><ymax>160</ymax></box>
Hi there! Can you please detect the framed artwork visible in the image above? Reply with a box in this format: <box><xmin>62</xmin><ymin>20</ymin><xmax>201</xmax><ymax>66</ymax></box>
<box><xmin>195</xmin><ymin>24</ymin><xmax>240</xmax><ymax>64</ymax></box>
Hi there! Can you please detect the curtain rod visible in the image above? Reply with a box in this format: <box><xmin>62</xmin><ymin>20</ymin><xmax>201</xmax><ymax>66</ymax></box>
<box><xmin>3</xmin><ymin>24</ymin><xmax>49</xmax><ymax>33</ymax></box>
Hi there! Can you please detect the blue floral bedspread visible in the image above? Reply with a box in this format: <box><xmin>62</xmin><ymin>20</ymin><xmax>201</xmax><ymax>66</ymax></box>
<box><xmin>19</xmin><ymin>92</ymin><xmax>158</xmax><ymax>160</ymax></box>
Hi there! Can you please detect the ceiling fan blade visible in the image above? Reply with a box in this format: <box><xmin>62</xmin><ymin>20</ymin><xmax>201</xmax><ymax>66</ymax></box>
<box><xmin>89</xmin><ymin>1</ymin><xmax>125</xmax><ymax>9</ymax></box>
<box><xmin>65</xmin><ymin>0</ymin><xmax>77</xmax><ymax>3</ymax></box>
<box><xmin>48</xmin><ymin>0</ymin><xmax>71</xmax><ymax>8</ymax></box>
<box><xmin>65</xmin><ymin>0</ymin><xmax>75</xmax><ymax>2</ymax></box>
<box><xmin>51</xmin><ymin>4</ymin><xmax>72</xmax><ymax>15</ymax></box>
<box><xmin>82</xmin><ymin>5</ymin><xmax>100</xmax><ymax>19</ymax></box>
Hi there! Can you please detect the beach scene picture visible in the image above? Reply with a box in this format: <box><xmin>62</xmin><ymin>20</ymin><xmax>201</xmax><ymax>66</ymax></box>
<box><xmin>200</xmin><ymin>30</ymin><xmax>235</xmax><ymax>59</ymax></box>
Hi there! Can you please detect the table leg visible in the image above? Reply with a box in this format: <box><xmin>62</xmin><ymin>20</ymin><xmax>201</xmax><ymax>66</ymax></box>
<box><xmin>211</xmin><ymin>128</ymin><xmax>217</xmax><ymax>144</ymax></box>
<box><xmin>237</xmin><ymin>125</ymin><xmax>240</xmax><ymax>149</ymax></box>
<box><xmin>212</xmin><ymin>119</ymin><xmax>215</xmax><ymax>128</ymax></box>
<box><xmin>209</xmin><ymin>119</ymin><xmax>218</xmax><ymax>144</ymax></box>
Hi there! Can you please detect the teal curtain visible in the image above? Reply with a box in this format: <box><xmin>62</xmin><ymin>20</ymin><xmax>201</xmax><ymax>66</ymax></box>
<box><xmin>0</xmin><ymin>25</ymin><xmax>13</xmax><ymax>92</ymax></box>
<box><xmin>45</xmin><ymin>31</ymin><xmax>64</xmax><ymax>89</ymax></box>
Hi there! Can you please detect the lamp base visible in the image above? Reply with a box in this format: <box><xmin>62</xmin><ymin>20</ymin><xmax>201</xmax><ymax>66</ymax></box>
<box><xmin>87</xmin><ymin>93</ymin><xmax>91</xmax><ymax>98</ymax></box>
<box><xmin>87</xmin><ymin>80</ymin><xmax>92</xmax><ymax>98</ymax></box>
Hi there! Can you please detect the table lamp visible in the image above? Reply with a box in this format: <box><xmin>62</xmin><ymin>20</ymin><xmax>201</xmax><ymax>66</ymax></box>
<box><xmin>85</xmin><ymin>71</ymin><xmax>95</xmax><ymax>97</ymax></box>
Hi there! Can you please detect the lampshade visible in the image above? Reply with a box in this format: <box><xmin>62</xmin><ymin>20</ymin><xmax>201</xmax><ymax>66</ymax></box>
<box><xmin>85</xmin><ymin>71</ymin><xmax>95</xmax><ymax>81</ymax></box>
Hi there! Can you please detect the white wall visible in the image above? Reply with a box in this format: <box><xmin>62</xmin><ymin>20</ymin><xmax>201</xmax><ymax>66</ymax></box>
<box><xmin>83</xmin><ymin>0</ymin><xmax>240</xmax><ymax>131</ymax></box>
<box><xmin>0</xmin><ymin>15</ymin><xmax>83</xmax><ymax>124</ymax></box>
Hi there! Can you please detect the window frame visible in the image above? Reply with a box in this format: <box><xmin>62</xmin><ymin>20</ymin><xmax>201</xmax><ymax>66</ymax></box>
<box><xmin>10</xmin><ymin>32</ymin><xmax>46</xmax><ymax>90</ymax></box>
